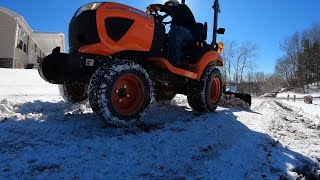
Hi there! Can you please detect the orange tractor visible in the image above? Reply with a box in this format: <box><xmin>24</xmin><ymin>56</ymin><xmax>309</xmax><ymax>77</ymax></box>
<box><xmin>39</xmin><ymin>0</ymin><xmax>226</xmax><ymax>125</ymax></box>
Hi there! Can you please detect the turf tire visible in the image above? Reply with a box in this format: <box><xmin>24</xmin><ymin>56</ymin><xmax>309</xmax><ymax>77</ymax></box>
<box><xmin>187</xmin><ymin>66</ymin><xmax>222</xmax><ymax>112</ymax></box>
<box><xmin>88</xmin><ymin>60</ymin><xmax>153</xmax><ymax>126</ymax></box>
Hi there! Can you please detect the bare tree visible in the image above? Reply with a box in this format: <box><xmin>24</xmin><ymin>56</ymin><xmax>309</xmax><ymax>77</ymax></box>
<box><xmin>275</xmin><ymin>23</ymin><xmax>320</xmax><ymax>89</ymax></box>
<box><xmin>275</xmin><ymin>56</ymin><xmax>294</xmax><ymax>87</ymax></box>
<box><xmin>246</xmin><ymin>71</ymin><xmax>254</xmax><ymax>83</ymax></box>
<box><xmin>221</xmin><ymin>41</ymin><xmax>258</xmax><ymax>83</ymax></box>
<box><xmin>221</xmin><ymin>40</ymin><xmax>236</xmax><ymax>82</ymax></box>
<box><xmin>276</xmin><ymin>32</ymin><xmax>303</xmax><ymax>88</ymax></box>
<box><xmin>238</xmin><ymin>42</ymin><xmax>258</xmax><ymax>83</ymax></box>
<box><xmin>261</xmin><ymin>74</ymin><xmax>284</xmax><ymax>93</ymax></box>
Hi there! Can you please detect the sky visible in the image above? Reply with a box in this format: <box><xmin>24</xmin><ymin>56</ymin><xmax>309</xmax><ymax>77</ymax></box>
<box><xmin>1</xmin><ymin>0</ymin><xmax>320</xmax><ymax>73</ymax></box>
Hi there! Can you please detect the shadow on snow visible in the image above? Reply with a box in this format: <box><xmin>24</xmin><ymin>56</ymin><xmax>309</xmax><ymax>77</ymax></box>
<box><xmin>0</xmin><ymin>100</ymin><xmax>319</xmax><ymax>179</ymax></box>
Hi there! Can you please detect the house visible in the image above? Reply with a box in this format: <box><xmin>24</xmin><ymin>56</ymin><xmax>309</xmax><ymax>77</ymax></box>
<box><xmin>0</xmin><ymin>6</ymin><xmax>65</xmax><ymax>69</ymax></box>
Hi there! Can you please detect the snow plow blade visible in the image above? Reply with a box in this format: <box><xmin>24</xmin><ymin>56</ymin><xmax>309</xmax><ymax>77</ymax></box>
<box><xmin>38</xmin><ymin>47</ymin><xmax>82</xmax><ymax>84</ymax></box>
<box><xmin>220</xmin><ymin>92</ymin><xmax>252</xmax><ymax>109</ymax></box>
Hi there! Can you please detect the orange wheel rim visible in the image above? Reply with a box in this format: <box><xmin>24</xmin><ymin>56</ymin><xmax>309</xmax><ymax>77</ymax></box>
<box><xmin>111</xmin><ymin>74</ymin><xmax>145</xmax><ymax>117</ymax></box>
<box><xmin>210</xmin><ymin>78</ymin><xmax>221</xmax><ymax>103</ymax></box>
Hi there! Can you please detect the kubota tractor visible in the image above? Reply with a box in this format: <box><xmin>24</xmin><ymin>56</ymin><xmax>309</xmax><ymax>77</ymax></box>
<box><xmin>39</xmin><ymin>0</ymin><xmax>226</xmax><ymax>126</ymax></box>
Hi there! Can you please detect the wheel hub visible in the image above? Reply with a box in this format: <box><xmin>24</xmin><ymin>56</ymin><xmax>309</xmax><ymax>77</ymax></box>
<box><xmin>111</xmin><ymin>74</ymin><xmax>145</xmax><ymax>116</ymax></box>
<box><xmin>116</xmin><ymin>86</ymin><xmax>128</xmax><ymax>100</ymax></box>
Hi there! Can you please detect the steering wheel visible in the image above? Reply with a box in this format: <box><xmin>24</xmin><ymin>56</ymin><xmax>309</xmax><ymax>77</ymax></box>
<box><xmin>160</xmin><ymin>13</ymin><xmax>172</xmax><ymax>25</ymax></box>
<box><xmin>147</xmin><ymin>4</ymin><xmax>173</xmax><ymax>25</ymax></box>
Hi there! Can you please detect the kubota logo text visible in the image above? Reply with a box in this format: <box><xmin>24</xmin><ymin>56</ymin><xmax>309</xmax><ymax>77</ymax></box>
<box><xmin>129</xmin><ymin>7</ymin><xmax>151</xmax><ymax>19</ymax></box>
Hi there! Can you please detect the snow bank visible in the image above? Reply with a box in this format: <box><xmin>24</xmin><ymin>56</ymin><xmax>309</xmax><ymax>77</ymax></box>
<box><xmin>276</xmin><ymin>85</ymin><xmax>320</xmax><ymax>99</ymax></box>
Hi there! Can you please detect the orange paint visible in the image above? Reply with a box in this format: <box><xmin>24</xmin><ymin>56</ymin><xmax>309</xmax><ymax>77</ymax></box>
<box><xmin>196</xmin><ymin>51</ymin><xmax>223</xmax><ymax>80</ymax></box>
<box><xmin>79</xmin><ymin>2</ymin><xmax>155</xmax><ymax>56</ymax></box>
<box><xmin>111</xmin><ymin>73</ymin><xmax>145</xmax><ymax>116</ymax></box>
<box><xmin>76</xmin><ymin>2</ymin><xmax>225</xmax><ymax>81</ymax></box>
<box><xmin>147</xmin><ymin>57</ymin><xmax>198</xmax><ymax>79</ymax></box>
<box><xmin>148</xmin><ymin>50</ymin><xmax>223</xmax><ymax>80</ymax></box>
<box><xmin>78</xmin><ymin>43</ymin><xmax>111</xmax><ymax>55</ymax></box>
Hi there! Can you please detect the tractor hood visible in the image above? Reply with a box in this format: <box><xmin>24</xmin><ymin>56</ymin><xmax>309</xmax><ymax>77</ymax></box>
<box><xmin>69</xmin><ymin>2</ymin><xmax>155</xmax><ymax>56</ymax></box>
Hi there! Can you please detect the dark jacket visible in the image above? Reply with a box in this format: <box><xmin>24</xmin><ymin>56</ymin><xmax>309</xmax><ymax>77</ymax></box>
<box><xmin>170</xmin><ymin>4</ymin><xmax>196</xmax><ymax>34</ymax></box>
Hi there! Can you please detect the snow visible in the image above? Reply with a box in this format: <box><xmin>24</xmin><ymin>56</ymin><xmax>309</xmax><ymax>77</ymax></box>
<box><xmin>0</xmin><ymin>68</ymin><xmax>61</xmax><ymax>102</ymax></box>
<box><xmin>276</xmin><ymin>85</ymin><xmax>320</xmax><ymax>99</ymax></box>
<box><xmin>281</xmin><ymin>99</ymin><xmax>320</xmax><ymax>118</ymax></box>
<box><xmin>0</xmin><ymin>68</ymin><xmax>319</xmax><ymax>179</ymax></box>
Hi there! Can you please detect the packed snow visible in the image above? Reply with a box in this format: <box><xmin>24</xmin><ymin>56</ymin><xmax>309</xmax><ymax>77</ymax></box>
<box><xmin>0</xmin><ymin>68</ymin><xmax>319</xmax><ymax>179</ymax></box>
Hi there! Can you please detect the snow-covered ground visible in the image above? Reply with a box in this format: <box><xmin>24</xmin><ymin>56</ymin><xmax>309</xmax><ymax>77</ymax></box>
<box><xmin>281</xmin><ymin>99</ymin><xmax>320</xmax><ymax>118</ymax></box>
<box><xmin>0</xmin><ymin>68</ymin><xmax>319</xmax><ymax>179</ymax></box>
<box><xmin>0</xmin><ymin>68</ymin><xmax>61</xmax><ymax>102</ymax></box>
<box><xmin>277</xmin><ymin>85</ymin><xmax>320</xmax><ymax>99</ymax></box>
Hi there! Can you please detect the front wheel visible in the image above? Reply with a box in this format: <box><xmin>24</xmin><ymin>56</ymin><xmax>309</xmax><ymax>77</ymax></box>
<box><xmin>187</xmin><ymin>66</ymin><xmax>222</xmax><ymax>112</ymax></box>
<box><xmin>88</xmin><ymin>60</ymin><xmax>153</xmax><ymax>126</ymax></box>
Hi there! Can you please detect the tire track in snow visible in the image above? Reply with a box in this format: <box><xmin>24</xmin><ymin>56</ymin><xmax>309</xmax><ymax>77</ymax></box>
<box><xmin>256</xmin><ymin>100</ymin><xmax>320</xmax><ymax>165</ymax></box>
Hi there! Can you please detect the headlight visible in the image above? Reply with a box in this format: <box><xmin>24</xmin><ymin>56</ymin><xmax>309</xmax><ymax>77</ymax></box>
<box><xmin>74</xmin><ymin>3</ymin><xmax>103</xmax><ymax>17</ymax></box>
<box><xmin>217</xmin><ymin>42</ymin><xmax>224</xmax><ymax>54</ymax></box>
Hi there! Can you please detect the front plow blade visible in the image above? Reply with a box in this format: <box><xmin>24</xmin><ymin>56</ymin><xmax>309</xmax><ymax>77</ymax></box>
<box><xmin>38</xmin><ymin>52</ymin><xmax>81</xmax><ymax>84</ymax></box>
<box><xmin>220</xmin><ymin>92</ymin><xmax>252</xmax><ymax>109</ymax></box>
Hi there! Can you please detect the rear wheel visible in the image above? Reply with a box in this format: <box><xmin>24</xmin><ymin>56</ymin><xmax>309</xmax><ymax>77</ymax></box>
<box><xmin>88</xmin><ymin>60</ymin><xmax>152</xmax><ymax>126</ymax></box>
<box><xmin>59</xmin><ymin>82</ymin><xmax>88</xmax><ymax>103</ymax></box>
<box><xmin>187</xmin><ymin>66</ymin><xmax>222</xmax><ymax>112</ymax></box>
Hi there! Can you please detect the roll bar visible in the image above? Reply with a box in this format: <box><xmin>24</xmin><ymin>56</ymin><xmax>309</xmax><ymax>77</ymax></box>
<box><xmin>212</xmin><ymin>0</ymin><xmax>220</xmax><ymax>47</ymax></box>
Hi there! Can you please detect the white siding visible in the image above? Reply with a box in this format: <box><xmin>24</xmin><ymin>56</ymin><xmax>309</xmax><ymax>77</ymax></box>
<box><xmin>0</xmin><ymin>11</ymin><xmax>16</xmax><ymax>58</ymax></box>
<box><xmin>14</xmin><ymin>45</ymin><xmax>28</xmax><ymax>68</ymax></box>
<box><xmin>33</xmin><ymin>33</ymin><xmax>66</xmax><ymax>54</ymax></box>
<box><xmin>14</xmin><ymin>25</ymin><xmax>31</xmax><ymax>69</ymax></box>
<box><xmin>28</xmin><ymin>39</ymin><xmax>38</xmax><ymax>64</ymax></box>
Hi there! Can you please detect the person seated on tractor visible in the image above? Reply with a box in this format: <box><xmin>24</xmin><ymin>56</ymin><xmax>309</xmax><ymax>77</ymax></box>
<box><xmin>164</xmin><ymin>0</ymin><xmax>197</xmax><ymax>67</ymax></box>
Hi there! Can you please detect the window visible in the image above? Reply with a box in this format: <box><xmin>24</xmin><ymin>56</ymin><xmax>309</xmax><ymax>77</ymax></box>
<box><xmin>16</xmin><ymin>27</ymin><xmax>29</xmax><ymax>54</ymax></box>
<box><xmin>17</xmin><ymin>40</ymin><xmax>23</xmax><ymax>50</ymax></box>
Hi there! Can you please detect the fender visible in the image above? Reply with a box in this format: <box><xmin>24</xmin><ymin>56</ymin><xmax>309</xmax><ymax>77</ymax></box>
<box><xmin>147</xmin><ymin>50</ymin><xmax>224</xmax><ymax>81</ymax></box>
<box><xmin>196</xmin><ymin>50</ymin><xmax>223</xmax><ymax>80</ymax></box>
<box><xmin>147</xmin><ymin>57</ymin><xmax>198</xmax><ymax>79</ymax></box>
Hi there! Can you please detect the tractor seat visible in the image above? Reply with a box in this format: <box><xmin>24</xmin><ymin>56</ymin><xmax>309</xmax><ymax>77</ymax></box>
<box><xmin>193</xmin><ymin>22</ymin><xmax>208</xmax><ymax>42</ymax></box>
<box><xmin>182</xmin><ymin>22</ymin><xmax>208</xmax><ymax>48</ymax></box>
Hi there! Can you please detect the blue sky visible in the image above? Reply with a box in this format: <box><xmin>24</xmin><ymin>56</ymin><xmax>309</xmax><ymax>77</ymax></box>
<box><xmin>1</xmin><ymin>0</ymin><xmax>320</xmax><ymax>73</ymax></box>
